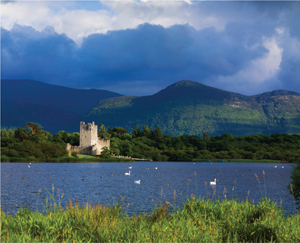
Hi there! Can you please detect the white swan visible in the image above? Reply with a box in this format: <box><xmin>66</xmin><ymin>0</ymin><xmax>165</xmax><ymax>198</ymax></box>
<box><xmin>129</xmin><ymin>166</ymin><xmax>132</xmax><ymax>169</ymax></box>
<box><xmin>125</xmin><ymin>171</ymin><xmax>131</xmax><ymax>175</ymax></box>
<box><xmin>134</xmin><ymin>180</ymin><xmax>141</xmax><ymax>184</ymax></box>
<box><xmin>282</xmin><ymin>166</ymin><xmax>284</xmax><ymax>168</ymax></box>
<box><xmin>210</xmin><ymin>178</ymin><xmax>217</xmax><ymax>185</ymax></box>
<box><xmin>28</xmin><ymin>165</ymin><xmax>30</xmax><ymax>168</ymax></box>
<box><xmin>275</xmin><ymin>166</ymin><xmax>277</xmax><ymax>168</ymax></box>
<box><xmin>155</xmin><ymin>167</ymin><xmax>158</xmax><ymax>169</ymax></box>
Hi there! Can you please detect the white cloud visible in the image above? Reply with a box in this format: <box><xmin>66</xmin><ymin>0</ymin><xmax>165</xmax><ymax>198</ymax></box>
<box><xmin>215</xmin><ymin>36</ymin><xmax>283</xmax><ymax>95</ymax></box>
<box><xmin>1</xmin><ymin>1</ymin><xmax>255</xmax><ymax>44</ymax></box>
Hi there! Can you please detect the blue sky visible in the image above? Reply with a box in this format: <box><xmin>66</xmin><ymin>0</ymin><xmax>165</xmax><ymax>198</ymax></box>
<box><xmin>1</xmin><ymin>1</ymin><xmax>300</xmax><ymax>96</ymax></box>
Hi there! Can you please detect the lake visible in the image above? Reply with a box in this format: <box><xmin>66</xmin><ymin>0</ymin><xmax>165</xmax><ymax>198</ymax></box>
<box><xmin>1</xmin><ymin>162</ymin><xmax>298</xmax><ymax>216</ymax></box>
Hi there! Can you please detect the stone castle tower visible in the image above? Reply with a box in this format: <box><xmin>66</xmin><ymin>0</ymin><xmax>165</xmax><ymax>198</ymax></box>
<box><xmin>66</xmin><ymin>121</ymin><xmax>110</xmax><ymax>156</ymax></box>
<box><xmin>80</xmin><ymin>121</ymin><xmax>98</xmax><ymax>147</ymax></box>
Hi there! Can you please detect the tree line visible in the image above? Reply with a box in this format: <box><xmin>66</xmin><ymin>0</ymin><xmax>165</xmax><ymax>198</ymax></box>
<box><xmin>97</xmin><ymin>124</ymin><xmax>300</xmax><ymax>163</ymax></box>
<box><xmin>2</xmin><ymin>123</ymin><xmax>300</xmax><ymax>163</ymax></box>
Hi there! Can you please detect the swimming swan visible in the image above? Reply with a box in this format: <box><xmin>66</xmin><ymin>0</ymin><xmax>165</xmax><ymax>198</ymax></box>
<box><xmin>210</xmin><ymin>178</ymin><xmax>217</xmax><ymax>185</ymax></box>
<box><xmin>134</xmin><ymin>180</ymin><xmax>141</xmax><ymax>184</ymax></box>
<box><xmin>129</xmin><ymin>166</ymin><xmax>132</xmax><ymax>169</ymax></box>
<box><xmin>125</xmin><ymin>171</ymin><xmax>131</xmax><ymax>175</ymax></box>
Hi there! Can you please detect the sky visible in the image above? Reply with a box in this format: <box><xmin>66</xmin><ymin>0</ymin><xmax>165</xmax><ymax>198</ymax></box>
<box><xmin>1</xmin><ymin>0</ymin><xmax>300</xmax><ymax>96</ymax></box>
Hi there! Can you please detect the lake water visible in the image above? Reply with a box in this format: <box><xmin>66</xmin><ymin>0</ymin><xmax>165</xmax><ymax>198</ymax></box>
<box><xmin>1</xmin><ymin>162</ymin><xmax>298</xmax><ymax>216</ymax></box>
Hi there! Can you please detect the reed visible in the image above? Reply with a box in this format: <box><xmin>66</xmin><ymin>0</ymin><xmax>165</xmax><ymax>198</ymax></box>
<box><xmin>1</xmin><ymin>197</ymin><xmax>300</xmax><ymax>242</ymax></box>
<box><xmin>1</xmin><ymin>171</ymin><xmax>299</xmax><ymax>242</ymax></box>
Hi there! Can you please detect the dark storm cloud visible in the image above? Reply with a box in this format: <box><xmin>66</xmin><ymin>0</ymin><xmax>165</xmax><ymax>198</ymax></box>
<box><xmin>1</xmin><ymin>24</ymin><xmax>77</xmax><ymax>86</ymax></box>
<box><xmin>250</xmin><ymin>2</ymin><xmax>300</xmax><ymax>40</ymax></box>
<box><xmin>0</xmin><ymin>22</ymin><xmax>276</xmax><ymax>95</ymax></box>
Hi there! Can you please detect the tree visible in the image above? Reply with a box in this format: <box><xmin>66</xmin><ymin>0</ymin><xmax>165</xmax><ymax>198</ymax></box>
<box><xmin>57</xmin><ymin>130</ymin><xmax>69</xmax><ymax>143</ymax></box>
<box><xmin>1</xmin><ymin>129</ymin><xmax>8</xmax><ymax>138</ymax></box>
<box><xmin>110</xmin><ymin>138</ymin><xmax>120</xmax><ymax>155</ymax></box>
<box><xmin>113</xmin><ymin>127</ymin><xmax>128</xmax><ymax>136</ymax></box>
<box><xmin>108</xmin><ymin>126</ymin><xmax>113</xmax><ymax>134</ymax></box>
<box><xmin>289</xmin><ymin>162</ymin><xmax>300</xmax><ymax>208</ymax></box>
<box><xmin>8</xmin><ymin>129</ymin><xmax>14</xmax><ymax>138</ymax></box>
<box><xmin>132</xmin><ymin>125</ymin><xmax>141</xmax><ymax>138</ymax></box>
<box><xmin>154</xmin><ymin>126</ymin><xmax>163</xmax><ymax>138</ymax></box>
<box><xmin>71</xmin><ymin>151</ymin><xmax>78</xmax><ymax>158</ymax></box>
<box><xmin>14</xmin><ymin>127</ymin><xmax>30</xmax><ymax>141</ymax></box>
<box><xmin>142</xmin><ymin>125</ymin><xmax>150</xmax><ymax>137</ymax></box>
<box><xmin>98</xmin><ymin>124</ymin><xmax>110</xmax><ymax>138</ymax></box>
<box><xmin>203</xmin><ymin>132</ymin><xmax>209</xmax><ymax>139</ymax></box>
<box><xmin>25</xmin><ymin>122</ymin><xmax>41</xmax><ymax>134</ymax></box>
<box><xmin>68</xmin><ymin>132</ymin><xmax>80</xmax><ymax>146</ymax></box>
<box><xmin>100</xmin><ymin>146</ymin><xmax>111</xmax><ymax>158</ymax></box>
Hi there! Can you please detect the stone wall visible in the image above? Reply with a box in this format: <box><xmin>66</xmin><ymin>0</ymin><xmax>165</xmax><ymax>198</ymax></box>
<box><xmin>66</xmin><ymin>121</ymin><xmax>110</xmax><ymax>156</ymax></box>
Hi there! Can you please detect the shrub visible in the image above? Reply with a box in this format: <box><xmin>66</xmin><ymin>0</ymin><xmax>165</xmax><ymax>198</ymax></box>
<box><xmin>71</xmin><ymin>151</ymin><xmax>78</xmax><ymax>158</ymax></box>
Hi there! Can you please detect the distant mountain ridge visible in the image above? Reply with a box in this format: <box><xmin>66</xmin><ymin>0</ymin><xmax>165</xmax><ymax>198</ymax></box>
<box><xmin>2</xmin><ymin>79</ymin><xmax>300</xmax><ymax>136</ymax></box>
<box><xmin>1</xmin><ymin>79</ymin><xmax>123</xmax><ymax>133</ymax></box>
<box><xmin>84</xmin><ymin>80</ymin><xmax>300</xmax><ymax>136</ymax></box>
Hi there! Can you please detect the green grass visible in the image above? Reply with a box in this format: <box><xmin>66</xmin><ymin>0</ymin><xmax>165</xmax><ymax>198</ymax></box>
<box><xmin>1</xmin><ymin>197</ymin><xmax>299</xmax><ymax>242</ymax></box>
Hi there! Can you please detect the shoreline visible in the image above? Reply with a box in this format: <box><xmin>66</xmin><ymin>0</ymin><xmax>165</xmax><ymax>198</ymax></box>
<box><xmin>0</xmin><ymin>156</ymin><xmax>135</xmax><ymax>163</ymax></box>
<box><xmin>0</xmin><ymin>156</ymin><xmax>286</xmax><ymax>163</ymax></box>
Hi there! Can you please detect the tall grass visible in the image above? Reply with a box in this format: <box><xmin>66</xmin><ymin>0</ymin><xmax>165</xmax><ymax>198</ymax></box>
<box><xmin>1</xmin><ymin>197</ymin><xmax>300</xmax><ymax>242</ymax></box>
<box><xmin>1</xmin><ymin>171</ymin><xmax>300</xmax><ymax>242</ymax></box>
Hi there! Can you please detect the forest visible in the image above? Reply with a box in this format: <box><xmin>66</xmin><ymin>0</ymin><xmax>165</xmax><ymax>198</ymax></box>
<box><xmin>1</xmin><ymin>123</ymin><xmax>300</xmax><ymax>163</ymax></box>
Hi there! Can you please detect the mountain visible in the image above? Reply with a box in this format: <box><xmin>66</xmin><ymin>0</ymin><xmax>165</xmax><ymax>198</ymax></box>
<box><xmin>83</xmin><ymin>80</ymin><xmax>300</xmax><ymax>136</ymax></box>
<box><xmin>1</xmin><ymin>79</ymin><xmax>122</xmax><ymax>133</ymax></box>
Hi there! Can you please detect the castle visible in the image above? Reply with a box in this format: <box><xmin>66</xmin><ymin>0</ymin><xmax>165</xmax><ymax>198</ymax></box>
<box><xmin>66</xmin><ymin>121</ymin><xmax>110</xmax><ymax>156</ymax></box>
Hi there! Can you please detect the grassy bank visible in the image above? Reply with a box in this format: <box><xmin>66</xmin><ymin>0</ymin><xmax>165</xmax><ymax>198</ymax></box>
<box><xmin>1</xmin><ymin>197</ymin><xmax>299</xmax><ymax>242</ymax></box>
<box><xmin>0</xmin><ymin>156</ymin><xmax>134</xmax><ymax>163</ymax></box>
<box><xmin>192</xmin><ymin>159</ymin><xmax>282</xmax><ymax>163</ymax></box>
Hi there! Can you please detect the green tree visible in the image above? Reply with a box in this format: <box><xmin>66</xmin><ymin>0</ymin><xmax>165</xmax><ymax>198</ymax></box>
<box><xmin>1</xmin><ymin>129</ymin><xmax>8</xmax><ymax>138</ymax></box>
<box><xmin>154</xmin><ymin>126</ymin><xmax>163</xmax><ymax>138</ymax></box>
<box><xmin>289</xmin><ymin>162</ymin><xmax>300</xmax><ymax>208</ymax></box>
<box><xmin>113</xmin><ymin>127</ymin><xmax>128</xmax><ymax>136</ymax></box>
<box><xmin>14</xmin><ymin>127</ymin><xmax>30</xmax><ymax>142</ymax></box>
<box><xmin>203</xmin><ymin>132</ymin><xmax>209</xmax><ymax>139</ymax></box>
<box><xmin>132</xmin><ymin>125</ymin><xmax>141</xmax><ymax>138</ymax></box>
<box><xmin>142</xmin><ymin>125</ymin><xmax>150</xmax><ymax>137</ymax></box>
<box><xmin>68</xmin><ymin>132</ymin><xmax>80</xmax><ymax>146</ymax></box>
<box><xmin>8</xmin><ymin>128</ymin><xmax>14</xmax><ymax>138</ymax></box>
<box><xmin>98</xmin><ymin>124</ymin><xmax>110</xmax><ymax>138</ymax></box>
<box><xmin>100</xmin><ymin>146</ymin><xmax>111</xmax><ymax>158</ymax></box>
<box><xmin>108</xmin><ymin>126</ymin><xmax>113</xmax><ymax>134</ymax></box>
<box><xmin>57</xmin><ymin>131</ymin><xmax>69</xmax><ymax>143</ymax></box>
<box><xmin>25</xmin><ymin>122</ymin><xmax>41</xmax><ymax>134</ymax></box>
<box><xmin>71</xmin><ymin>151</ymin><xmax>78</xmax><ymax>158</ymax></box>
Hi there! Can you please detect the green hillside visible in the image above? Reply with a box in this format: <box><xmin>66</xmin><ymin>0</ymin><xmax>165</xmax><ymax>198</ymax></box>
<box><xmin>1</xmin><ymin>79</ymin><xmax>122</xmax><ymax>133</ymax></box>
<box><xmin>83</xmin><ymin>80</ymin><xmax>300</xmax><ymax>136</ymax></box>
